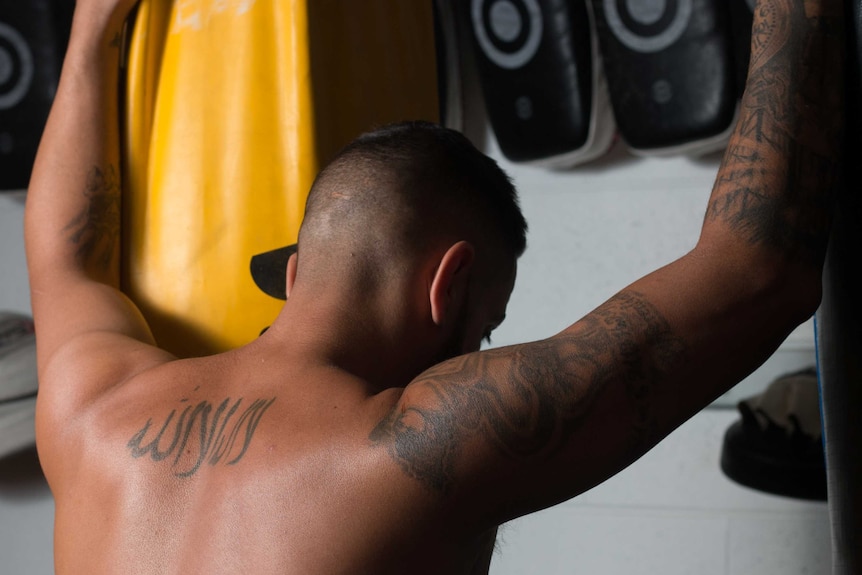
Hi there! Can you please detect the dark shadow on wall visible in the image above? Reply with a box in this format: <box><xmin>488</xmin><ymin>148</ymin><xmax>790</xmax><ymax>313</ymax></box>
<box><xmin>0</xmin><ymin>448</ymin><xmax>50</xmax><ymax>502</ymax></box>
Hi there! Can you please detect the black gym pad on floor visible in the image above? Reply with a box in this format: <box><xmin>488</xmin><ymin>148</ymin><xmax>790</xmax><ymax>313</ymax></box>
<box><xmin>720</xmin><ymin>368</ymin><xmax>827</xmax><ymax>502</ymax></box>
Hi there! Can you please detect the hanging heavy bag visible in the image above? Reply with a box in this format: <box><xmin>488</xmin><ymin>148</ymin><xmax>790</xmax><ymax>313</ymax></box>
<box><xmin>121</xmin><ymin>0</ymin><xmax>439</xmax><ymax>357</ymax></box>
<box><xmin>816</xmin><ymin>0</ymin><xmax>862</xmax><ymax>572</ymax></box>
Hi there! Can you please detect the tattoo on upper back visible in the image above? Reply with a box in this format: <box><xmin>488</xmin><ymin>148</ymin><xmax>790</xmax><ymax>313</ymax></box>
<box><xmin>704</xmin><ymin>0</ymin><xmax>841</xmax><ymax>265</ymax></box>
<box><xmin>63</xmin><ymin>165</ymin><xmax>121</xmax><ymax>272</ymax></box>
<box><xmin>370</xmin><ymin>291</ymin><xmax>687</xmax><ymax>495</ymax></box>
<box><xmin>127</xmin><ymin>396</ymin><xmax>276</xmax><ymax>477</ymax></box>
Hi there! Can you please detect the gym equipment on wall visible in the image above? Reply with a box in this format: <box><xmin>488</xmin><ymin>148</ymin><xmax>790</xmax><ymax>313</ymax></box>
<box><xmin>122</xmin><ymin>0</ymin><xmax>439</xmax><ymax>357</ymax></box>
<box><xmin>464</xmin><ymin>0</ymin><xmax>615</xmax><ymax>167</ymax></box>
<box><xmin>0</xmin><ymin>0</ymin><xmax>73</xmax><ymax>191</ymax></box>
<box><xmin>590</xmin><ymin>0</ymin><xmax>738</xmax><ymax>155</ymax></box>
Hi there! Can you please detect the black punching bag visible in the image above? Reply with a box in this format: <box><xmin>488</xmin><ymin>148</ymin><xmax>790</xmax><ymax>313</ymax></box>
<box><xmin>815</xmin><ymin>0</ymin><xmax>862</xmax><ymax>571</ymax></box>
<box><xmin>0</xmin><ymin>0</ymin><xmax>73</xmax><ymax>192</ymax></box>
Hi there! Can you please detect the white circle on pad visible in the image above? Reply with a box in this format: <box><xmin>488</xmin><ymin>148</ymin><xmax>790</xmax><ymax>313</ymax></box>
<box><xmin>472</xmin><ymin>0</ymin><xmax>543</xmax><ymax>69</ymax></box>
<box><xmin>603</xmin><ymin>0</ymin><xmax>692</xmax><ymax>54</ymax></box>
<box><xmin>626</xmin><ymin>0</ymin><xmax>665</xmax><ymax>25</ymax></box>
<box><xmin>490</xmin><ymin>1</ymin><xmax>523</xmax><ymax>42</ymax></box>
<box><xmin>0</xmin><ymin>22</ymin><xmax>34</xmax><ymax>110</ymax></box>
<box><xmin>0</xmin><ymin>47</ymin><xmax>13</xmax><ymax>84</ymax></box>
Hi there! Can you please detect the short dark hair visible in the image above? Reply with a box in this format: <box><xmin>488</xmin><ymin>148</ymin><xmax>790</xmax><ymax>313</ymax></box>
<box><xmin>304</xmin><ymin>121</ymin><xmax>527</xmax><ymax>261</ymax></box>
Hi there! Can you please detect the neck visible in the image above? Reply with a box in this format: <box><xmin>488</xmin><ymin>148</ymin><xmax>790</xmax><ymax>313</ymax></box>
<box><xmin>257</xmin><ymin>281</ymin><xmax>436</xmax><ymax>392</ymax></box>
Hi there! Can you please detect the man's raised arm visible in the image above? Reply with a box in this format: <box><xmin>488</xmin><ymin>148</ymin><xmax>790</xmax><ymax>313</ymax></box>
<box><xmin>378</xmin><ymin>0</ymin><xmax>843</xmax><ymax>526</ymax></box>
<box><xmin>24</xmin><ymin>1</ymin><xmax>169</xmax><ymax>415</ymax></box>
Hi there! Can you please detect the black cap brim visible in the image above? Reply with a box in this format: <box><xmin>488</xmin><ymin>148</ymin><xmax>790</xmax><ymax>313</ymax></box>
<box><xmin>250</xmin><ymin>244</ymin><xmax>297</xmax><ymax>300</ymax></box>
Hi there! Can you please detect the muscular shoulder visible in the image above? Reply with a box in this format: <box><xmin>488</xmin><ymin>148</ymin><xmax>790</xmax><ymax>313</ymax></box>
<box><xmin>37</xmin><ymin>332</ymin><xmax>174</xmax><ymax>425</ymax></box>
<box><xmin>37</xmin><ymin>351</ymin><xmax>186</xmax><ymax>482</ymax></box>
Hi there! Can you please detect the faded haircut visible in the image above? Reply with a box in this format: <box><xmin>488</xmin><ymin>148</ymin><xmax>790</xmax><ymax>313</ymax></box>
<box><xmin>299</xmin><ymin>121</ymin><xmax>527</xmax><ymax>265</ymax></box>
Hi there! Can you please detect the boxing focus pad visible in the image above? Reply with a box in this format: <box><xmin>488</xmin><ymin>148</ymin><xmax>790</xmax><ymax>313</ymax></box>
<box><xmin>0</xmin><ymin>0</ymin><xmax>73</xmax><ymax>191</ymax></box>
<box><xmin>464</xmin><ymin>0</ymin><xmax>615</xmax><ymax>167</ymax></box>
<box><xmin>591</xmin><ymin>0</ymin><xmax>737</xmax><ymax>155</ymax></box>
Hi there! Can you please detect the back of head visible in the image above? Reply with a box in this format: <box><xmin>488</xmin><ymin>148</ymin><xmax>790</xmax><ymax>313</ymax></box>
<box><xmin>296</xmin><ymin>121</ymin><xmax>527</xmax><ymax>286</ymax></box>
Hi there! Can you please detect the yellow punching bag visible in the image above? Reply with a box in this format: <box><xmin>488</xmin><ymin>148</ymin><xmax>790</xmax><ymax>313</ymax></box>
<box><xmin>122</xmin><ymin>0</ymin><xmax>439</xmax><ymax>357</ymax></box>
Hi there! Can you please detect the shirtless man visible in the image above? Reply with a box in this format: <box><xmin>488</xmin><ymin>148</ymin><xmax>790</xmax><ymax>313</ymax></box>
<box><xmin>25</xmin><ymin>0</ymin><xmax>843</xmax><ymax>573</ymax></box>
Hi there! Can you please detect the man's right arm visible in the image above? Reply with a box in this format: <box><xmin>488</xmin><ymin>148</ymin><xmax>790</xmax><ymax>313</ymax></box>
<box><xmin>372</xmin><ymin>0</ymin><xmax>843</xmax><ymax>526</ymax></box>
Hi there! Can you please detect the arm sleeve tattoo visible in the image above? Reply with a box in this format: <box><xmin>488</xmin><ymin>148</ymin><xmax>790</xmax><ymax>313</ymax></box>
<box><xmin>704</xmin><ymin>0</ymin><xmax>841</xmax><ymax>265</ymax></box>
<box><xmin>371</xmin><ymin>291</ymin><xmax>686</xmax><ymax>495</ymax></box>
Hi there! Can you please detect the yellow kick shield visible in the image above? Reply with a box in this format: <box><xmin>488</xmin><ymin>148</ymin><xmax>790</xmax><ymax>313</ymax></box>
<box><xmin>122</xmin><ymin>0</ymin><xmax>439</xmax><ymax>357</ymax></box>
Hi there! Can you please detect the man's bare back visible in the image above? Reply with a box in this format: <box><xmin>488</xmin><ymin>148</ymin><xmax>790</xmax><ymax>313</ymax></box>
<box><xmin>25</xmin><ymin>0</ymin><xmax>843</xmax><ymax>573</ymax></box>
<box><xmin>46</xmin><ymin>341</ymin><xmax>497</xmax><ymax>574</ymax></box>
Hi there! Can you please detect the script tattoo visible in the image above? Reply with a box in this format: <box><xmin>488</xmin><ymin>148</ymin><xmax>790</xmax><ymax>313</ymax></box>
<box><xmin>704</xmin><ymin>0</ymin><xmax>841</xmax><ymax>265</ymax></box>
<box><xmin>63</xmin><ymin>165</ymin><xmax>121</xmax><ymax>272</ymax></box>
<box><xmin>371</xmin><ymin>291</ymin><xmax>686</xmax><ymax>494</ymax></box>
<box><xmin>128</xmin><ymin>396</ymin><xmax>276</xmax><ymax>477</ymax></box>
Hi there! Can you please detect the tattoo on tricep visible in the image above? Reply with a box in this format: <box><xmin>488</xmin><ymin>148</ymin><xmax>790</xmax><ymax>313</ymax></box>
<box><xmin>370</xmin><ymin>291</ymin><xmax>686</xmax><ymax>495</ymax></box>
<box><xmin>127</xmin><ymin>397</ymin><xmax>276</xmax><ymax>477</ymax></box>
<box><xmin>63</xmin><ymin>165</ymin><xmax>121</xmax><ymax>272</ymax></box>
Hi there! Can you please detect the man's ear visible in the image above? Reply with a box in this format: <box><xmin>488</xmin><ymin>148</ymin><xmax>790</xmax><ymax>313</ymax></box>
<box><xmin>285</xmin><ymin>252</ymin><xmax>298</xmax><ymax>298</ymax></box>
<box><xmin>429</xmin><ymin>241</ymin><xmax>475</xmax><ymax>326</ymax></box>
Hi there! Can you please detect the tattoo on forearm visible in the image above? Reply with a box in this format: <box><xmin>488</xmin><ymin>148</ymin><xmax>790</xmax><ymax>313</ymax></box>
<box><xmin>63</xmin><ymin>165</ymin><xmax>121</xmax><ymax>272</ymax></box>
<box><xmin>127</xmin><ymin>396</ymin><xmax>276</xmax><ymax>477</ymax></box>
<box><xmin>704</xmin><ymin>0</ymin><xmax>842</xmax><ymax>265</ymax></box>
<box><xmin>371</xmin><ymin>291</ymin><xmax>686</xmax><ymax>494</ymax></box>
